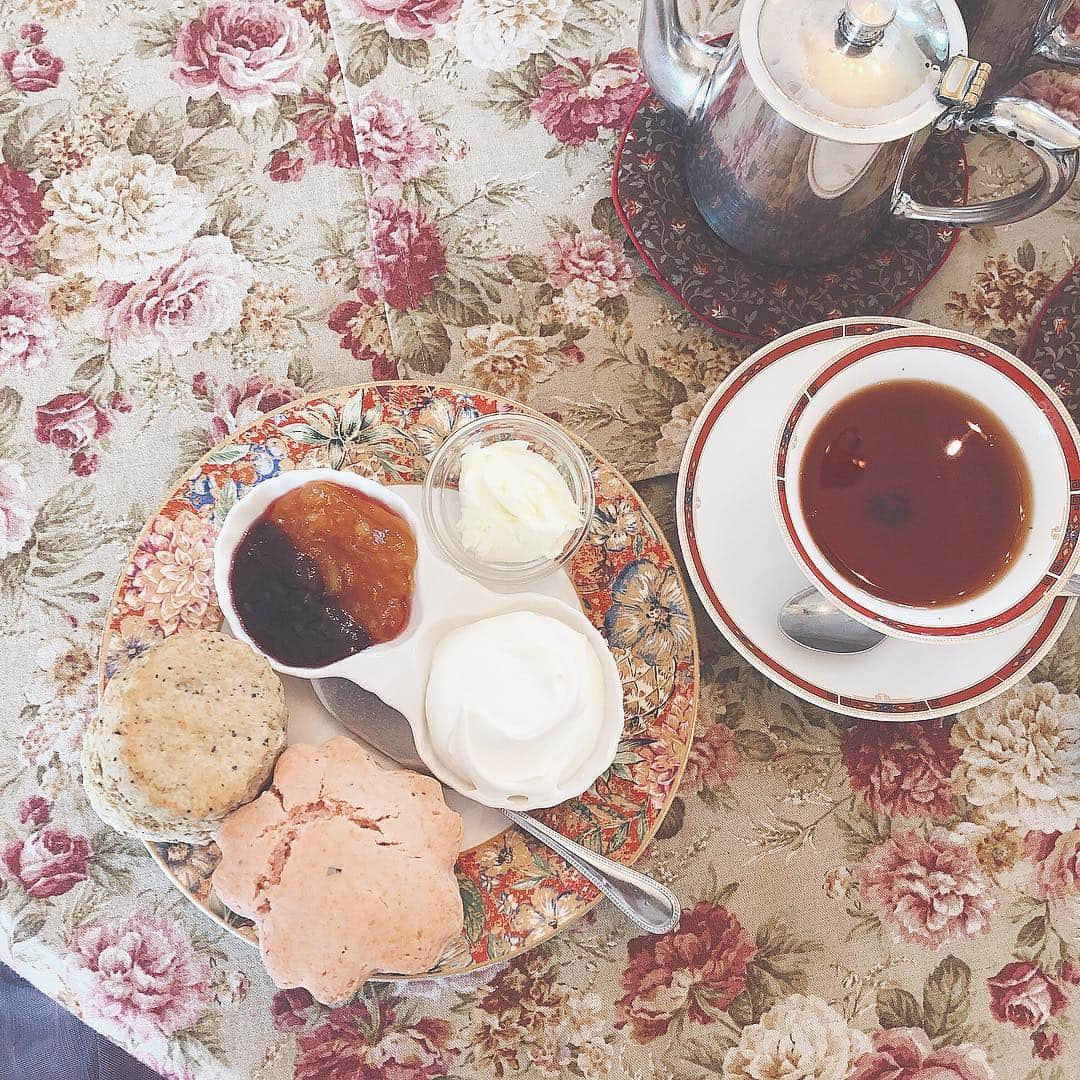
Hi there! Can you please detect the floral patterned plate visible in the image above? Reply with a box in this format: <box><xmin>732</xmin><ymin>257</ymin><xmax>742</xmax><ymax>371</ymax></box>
<box><xmin>98</xmin><ymin>382</ymin><xmax>698</xmax><ymax>978</ymax></box>
<box><xmin>1025</xmin><ymin>263</ymin><xmax>1080</xmax><ymax>426</ymax></box>
<box><xmin>613</xmin><ymin>93</ymin><xmax>968</xmax><ymax>343</ymax></box>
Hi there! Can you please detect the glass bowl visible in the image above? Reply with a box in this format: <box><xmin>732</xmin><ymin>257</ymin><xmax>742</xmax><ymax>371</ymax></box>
<box><xmin>422</xmin><ymin>412</ymin><xmax>595</xmax><ymax>585</ymax></box>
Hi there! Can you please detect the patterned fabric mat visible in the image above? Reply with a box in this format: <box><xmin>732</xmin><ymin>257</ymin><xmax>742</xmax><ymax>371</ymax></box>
<box><xmin>1026</xmin><ymin>263</ymin><xmax>1080</xmax><ymax>427</ymax></box>
<box><xmin>614</xmin><ymin>98</ymin><xmax>967</xmax><ymax>342</ymax></box>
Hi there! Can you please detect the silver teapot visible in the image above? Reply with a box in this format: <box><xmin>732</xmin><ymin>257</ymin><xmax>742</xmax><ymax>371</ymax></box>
<box><xmin>958</xmin><ymin>0</ymin><xmax>1079</xmax><ymax>97</ymax></box>
<box><xmin>639</xmin><ymin>0</ymin><xmax>1080</xmax><ymax>265</ymax></box>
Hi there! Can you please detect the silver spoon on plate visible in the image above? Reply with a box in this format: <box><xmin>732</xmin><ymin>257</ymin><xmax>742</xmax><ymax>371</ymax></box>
<box><xmin>313</xmin><ymin>677</ymin><xmax>681</xmax><ymax>936</ymax></box>
<box><xmin>780</xmin><ymin>575</ymin><xmax>1080</xmax><ymax>654</ymax></box>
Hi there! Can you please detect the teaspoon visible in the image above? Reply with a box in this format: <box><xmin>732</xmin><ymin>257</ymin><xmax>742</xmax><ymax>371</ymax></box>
<box><xmin>780</xmin><ymin>575</ymin><xmax>1080</xmax><ymax>655</ymax></box>
<box><xmin>313</xmin><ymin>677</ymin><xmax>681</xmax><ymax>935</ymax></box>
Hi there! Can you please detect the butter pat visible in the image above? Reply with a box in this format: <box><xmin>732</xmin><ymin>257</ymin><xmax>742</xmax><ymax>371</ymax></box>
<box><xmin>458</xmin><ymin>440</ymin><xmax>583</xmax><ymax>564</ymax></box>
<box><xmin>424</xmin><ymin>611</ymin><xmax>606</xmax><ymax>806</ymax></box>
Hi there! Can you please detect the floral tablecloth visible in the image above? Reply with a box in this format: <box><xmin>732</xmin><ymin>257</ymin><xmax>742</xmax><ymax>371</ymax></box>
<box><xmin>3</xmin><ymin>0</ymin><xmax>1080</xmax><ymax>1077</ymax></box>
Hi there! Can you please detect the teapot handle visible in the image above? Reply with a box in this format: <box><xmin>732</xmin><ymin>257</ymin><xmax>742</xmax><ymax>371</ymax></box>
<box><xmin>1035</xmin><ymin>22</ymin><xmax>1080</xmax><ymax>67</ymax></box>
<box><xmin>892</xmin><ymin>97</ymin><xmax>1079</xmax><ymax>228</ymax></box>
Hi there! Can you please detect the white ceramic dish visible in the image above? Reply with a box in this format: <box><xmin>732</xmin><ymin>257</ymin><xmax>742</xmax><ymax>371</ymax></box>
<box><xmin>774</xmin><ymin>327</ymin><xmax>1080</xmax><ymax>642</ymax></box>
<box><xmin>213</xmin><ymin>468</ymin><xmax>624</xmax><ymax>809</ymax></box>
<box><xmin>677</xmin><ymin>318</ymin><xmax>1076</xmax><ymax>721</ymax></box>
<box><xmin>422</xmin><ymin>411</ymin><xmax>595</xmax><ymax>586</ymax></box>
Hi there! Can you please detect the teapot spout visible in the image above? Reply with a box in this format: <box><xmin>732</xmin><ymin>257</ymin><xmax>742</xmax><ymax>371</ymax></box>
<box><xmin>638</xmin><ymin>0</ymin><xmax>721</xmax><ymax>119</ymax></box>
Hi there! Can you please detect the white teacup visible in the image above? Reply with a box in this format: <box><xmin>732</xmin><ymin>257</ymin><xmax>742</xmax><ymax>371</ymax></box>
<box><xmin>773</xmin><ymin>327</ymin><xmax>1080</xmax><ymax>642</ymax></box>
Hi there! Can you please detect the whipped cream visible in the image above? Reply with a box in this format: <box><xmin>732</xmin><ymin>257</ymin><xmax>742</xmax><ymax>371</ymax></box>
<box><xmin>424</xmin><ymin>610</ymin><xmax>606</xmax><ymax>806</ymax></box>
<box><xmin>458</xmin><ymin>440</ymin><xmax>583</xmax><ymax>564</ymax></box>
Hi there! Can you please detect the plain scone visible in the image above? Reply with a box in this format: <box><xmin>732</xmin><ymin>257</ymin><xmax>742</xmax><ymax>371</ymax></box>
<box><xmin>83</xmin><ymin>631</ymin><xmax>287</xmax><ymax>843</ymax></box>
<box><xmin>212</xmin><ymin>736</ymin><xmax>465</xmax><ymax>1005</ymax></box>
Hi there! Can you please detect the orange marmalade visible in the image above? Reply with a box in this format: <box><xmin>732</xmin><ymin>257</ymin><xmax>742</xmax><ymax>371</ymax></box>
<box><xmin>229</xmin><ymin>481</ymin><xmax>417</xmax><ymax>667</ymax></box>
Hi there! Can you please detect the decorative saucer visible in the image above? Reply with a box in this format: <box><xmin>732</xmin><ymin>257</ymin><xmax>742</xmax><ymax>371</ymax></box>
<box><xmin>1025</xmin><ymin>262</ymin><xmax>1080</xmax><ymax>425</ymax></box>
<box><xmin>613</xmin><ymin>95</ymin><xmax>969</xmax><ymax>343</ymax></box>
<box><xmin>100</xmin><ymin>383</ymin><xmax>698</xmax><ymax>977</ymax></box>
<box><xmin>677</xmin><ymin>318</ymin><xmax>1075</xmax><ymax>721</ymax></box>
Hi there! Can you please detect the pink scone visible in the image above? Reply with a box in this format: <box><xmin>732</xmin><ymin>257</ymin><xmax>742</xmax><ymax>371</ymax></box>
<box><xmin>212</xmin><ymin>736</ymin><xmax>464</xmax><ymax>1004</ymax></box>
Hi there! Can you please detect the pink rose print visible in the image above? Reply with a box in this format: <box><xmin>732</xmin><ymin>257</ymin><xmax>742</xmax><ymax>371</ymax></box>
<box><xmin>680</xmin><ymin>721</ymin><xmax>740</xmax><ymax>795</ymax></box>
<box><xmin>18</xmin><ymin>795</ymin><xmax>50</xmax><ymax>825</ymax></box>
<box><xmin>108</xmin><ymin>391</ymin><xmax>133</xmax><ymax>414</ymax></box>
<box><xmin>96</xmin><ymin>234</ymin><xmax>253</xmax><ymax>362</ymax></box>
<box><xmin>988</xmin><ymin>962</ymin><xmax>1067</xmax><ymax>1030</ymax></box>
<box><xmin>366</xmin><ymin>1018</ymin><xmax>456</xmax><ymax>1079</ymax></box>
<box><xmin>35</xmin><ymin>393</ymin><xmax>111</xmax><ymax>452</ymax></box>
<box><xmin>636</xmin><ymin>734</ymin><xmax>682</xmax><ymax>812</ymax></box>
<box><xmin>0</xmin><ymin>164</ymin><xmax>47</xmax><ymax>268</ymax></box>
<box><xmin>171</xmin><ymin>0</ymin><xmax>313</xmax><ymax>115</ymax></box>
<box><xmin>856</xmin><ymin>828</ymin><xmax>995</xmax><ymax>948</ymax></box>
<box><xmin>359</xmin><ymin>196</ymin><xmax>446</xmax><ymax>311</ymax></box>
<box><xmin>295</xmin><ymin>59</ymin><xmax>358</xmax><ymax>168</ymax></box>
<box><xmin>841</xmin><ymin>719</ymin><xmax>959</xmax><ymax>819</ymax></box>
<box><xmin>542</xmin><ymin>229</ymin><xmax>635</xmax><ymax>298</ymax></box>
<box><xmin>341</xmin><ymin>0</ymin><xmax>461</xmax><ymax>41</ymax></box>
<box><xmin>295</xmin><ymin>93</ymin><xmax>358</xmax><ymax>167</ymax></box>
<box><xmin>371</xmin><ymin>353</ymin><xmax>399</xmax><ymax>380</ymax></box>
<box><xmin>1017</xmin><ymin>69</ymin><xmax>1080</xmax><ymax>126</ymax></box>
<box><xmin>20</xmin><ymin>23</ymin><xmax>45</xmax><ymax>44</ymax></box>
<box><xmin>850</xmin><ymin>1028</ymin><xmax>992</xmax><ymax>1080</ymax></box>
<box><xmin>616</xmin><ymin>902</ymin><xmax>756</xmax><ymax>1042</ymax></box>
<box><xmin>1025</xmin><ymin>829</ymin><xmax>1058</xmax><ymax>864</ymax></box>
<box><xmin>68</xmin><ymin>913</ymin><xmax>212</xmax><ymax>1040</ymax></box>
<box><xmin>192</xmin><ymin>371</ymin><xmax>212</xmax><ymax>398</ymax></box>
<box><xmin>270</xmin><ymin>987</ymin><xmax>314</xmax><ymax>1031</ymax></box>
<box><xmin>532</xmin><ymin>48</ymin><xmax>645</xmax><ymax>146</ymax></box>
<box><xmin>351</xmin><ymin>92</ymin><xmax>437</xmax><ymax>187</ymax></box>
<box><xmin>1029</xmin><ymin>829</ymin><xmax>1080</xmax><ymax>907</ymax></box>
<box><xmin>2</xmin><ymin>828</ymin><xmax>91</xmax><ymax>898</ymax></box>
<box><xmin>124</xmin><ymin>510</ymin><xmax>219</xmax><ymax>635</ymax></box>
<box><xmin>0</xmin><ymin>460</ymin><xmax>35</xmax><ymax>559</ymax></box>
<box><xmin>0</xmin><ymin>278</ymin><xmax>59</xmax><ymax>374</ymax></box>
<box><xmin>1033</xmin><ymin>1029</ymin><xmax>1064</xmax><ymax>1060</ymax></box>
<box><xmin>328</xmin><ymin>299</ymin><xmax>380</xmax><ymax>360</ymax></box>
<box><xmin>71</xmin><ymin>450</ymin><xmax>100</xmax><ymax>477</ymax></box>
<box><xmin>560</xmin><ymin>342</ymin><xmax>585</xmax><ymax>366</ymax></box>
<box><xmin>268</xmin><ymin>145</ymin><xmax>309</xmax><ymax>182</ymax></box>
<box><xmin>294</xmin><ymin>1000</ymin><xmax>456</xmax><ymax>1080</ymax></box>
<box><xmin>207</xmin><ymin>373</ymin><xmax>301</xmax><ymax>442</ymax></box>
<box><xmin>2</xmin><ymin>44</ymin><xmax>62</xmax><ymax>92</ymax></box>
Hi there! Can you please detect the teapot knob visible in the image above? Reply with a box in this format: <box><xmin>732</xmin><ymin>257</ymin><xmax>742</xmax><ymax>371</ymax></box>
<box><xmin>837</xmin><ymin>0</ymin><xmax>897</xmax><ymax>48</ymax></box>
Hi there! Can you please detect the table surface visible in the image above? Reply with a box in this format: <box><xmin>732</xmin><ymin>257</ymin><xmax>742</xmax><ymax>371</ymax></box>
<box><xmin>2</xmin><ymin>1</ymin><xmax>1080</xmax><ymax>1078</ymax></box>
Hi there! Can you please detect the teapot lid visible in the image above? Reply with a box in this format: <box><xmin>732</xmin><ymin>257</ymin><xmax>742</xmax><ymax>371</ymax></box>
<box><xmin>739</xmin><ymin>0</ymin><xmax>969</xmax><ymax>143</ymax></box>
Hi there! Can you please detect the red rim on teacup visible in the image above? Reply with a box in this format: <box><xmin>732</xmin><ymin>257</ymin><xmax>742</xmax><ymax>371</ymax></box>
<box><xmin>773</xmin><ymin>328</ymin><xmax>1080</xmax><ymax>642</ymax></box>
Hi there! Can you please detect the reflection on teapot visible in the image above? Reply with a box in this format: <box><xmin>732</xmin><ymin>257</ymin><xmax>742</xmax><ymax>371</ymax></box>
<box><xmin>639</xmin><ymin>0</ymin><xmax>1080</xmax><ymax>266</ymax></box>
<box><xmin>957</xmin><ymin>0</ymin><xmax>1079</xmax><ymax>97</ymax></box>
